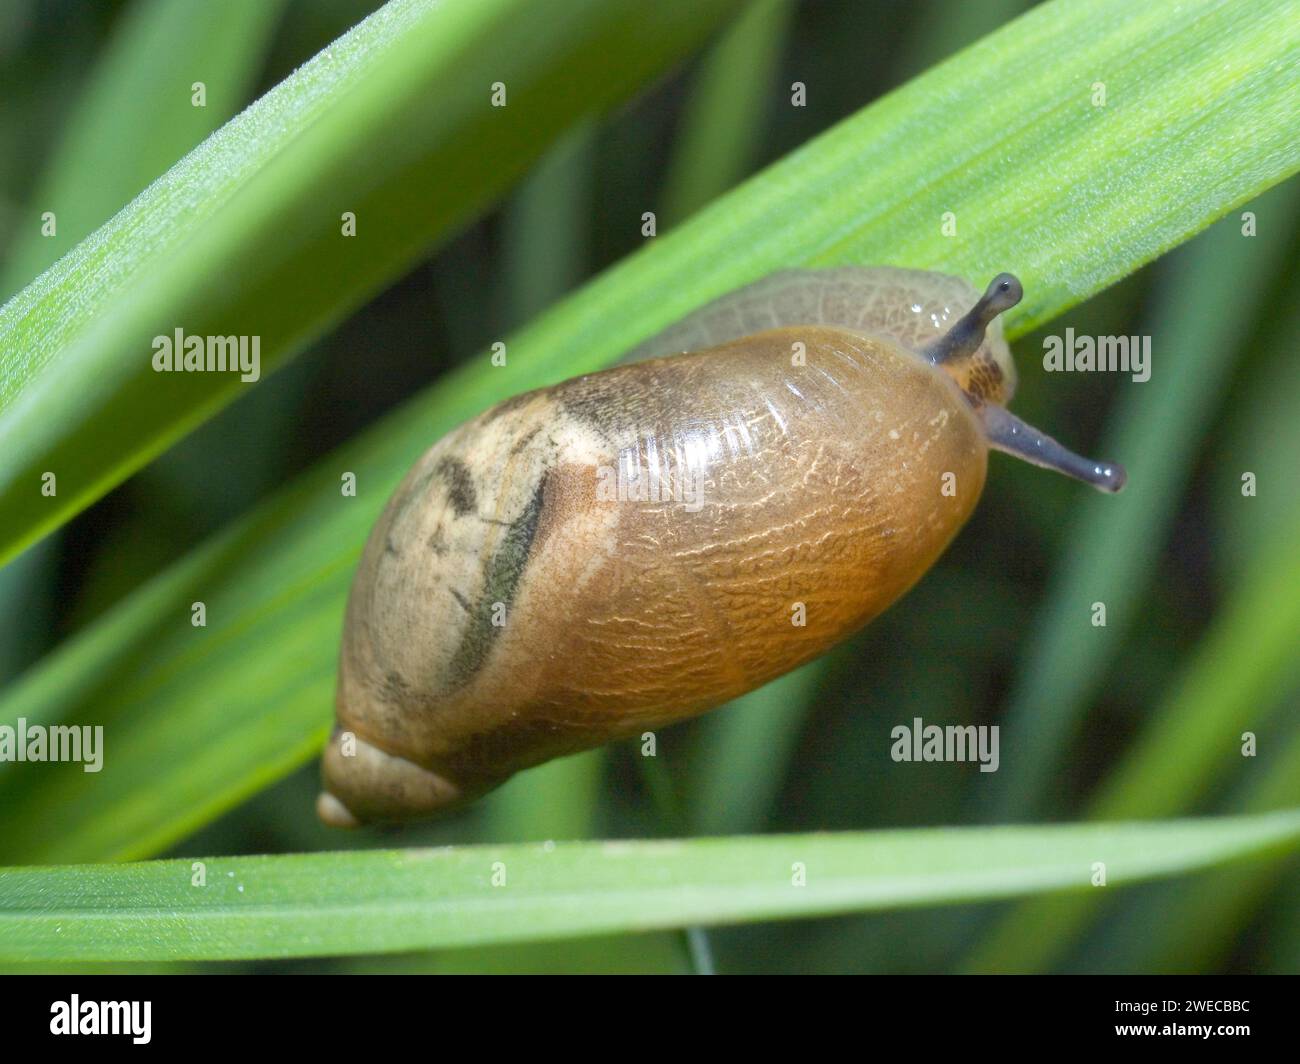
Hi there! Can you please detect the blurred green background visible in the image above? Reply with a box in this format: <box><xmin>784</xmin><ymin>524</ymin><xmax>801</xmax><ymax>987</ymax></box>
<box><xmin>0</xmin><ymin>0</ymin><xmax>1297</xmax><ymax>973</ymax></box>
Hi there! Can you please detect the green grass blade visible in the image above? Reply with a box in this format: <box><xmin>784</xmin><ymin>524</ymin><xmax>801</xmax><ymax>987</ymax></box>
<box><xmin>3</xmin><ymin>812</ymin><xmax>1297</xmax><ymax>962</ymax></box>
<box><xmin>0</xmin><ymin>540</ymin><xmax>55</xmax><ymax>682</ymax></box>
<box><xmin>1265</xmin><ymin>872</ymin><xmax>1300</xmax><ymax>973</ymax></box>
<box><xmin>1211</xmin><ymin>265</ymin><xmax>1300</xmax><ymax>582</ymax></box>
<box><xmin>659</xmin><ymin>0</ymin><xmax>794</xmax><ymax>226</ymax></box>
<box><xmin>688</xmin><ymin>661</ymin><xmax>825</xmax><ymax>835</ymax></box>
<box><xmin>0</xmin><ymin>0</ymin><xmax>286</xmax><ymax>298</ymax></box>
<box><xmin>1093</xmin><ymin>715</ymin><xmax>1300</xmax><ymax>972</ymax></box>
<box><xmin>891</xmin><ymin>0</ymin><xmax>1031</xmax><ymax>82</ymax></box>
<box><xmin>1</xmin><ymin>0</ymin><xmax>1297</xmax><ymax>864</ymax></box>
<box><xmin>0</xmin><ymin>0</ymin><xmax>742</xmax><ymax>568</ymax></box>
<box><xmin>501</xmin><ymin>122</ymin><xmax>596</xmax><ymax>326</ymax></box>
<box><xmin>987</xmin><ymin>179</ymin><xmax>1300</xmax><ymax>820</ymax></box>
<box><xmin>0</xmin><ymin>0</ymin><xmax>286</xmax><ymax>687</ymax></box>
<box><xmin>479</xmin><ymin>753</ymin><xmax>606</xmax><ymax>844</ymax></box>
<box><xmin>349</xmin><ymin>933</ymin><xmax>692</xmax><ymax>974</ymax></box>
<box><xmin>965</xmin><ymin>498</ymin><xmax>1300</xmax><ymax>971</ymax></box>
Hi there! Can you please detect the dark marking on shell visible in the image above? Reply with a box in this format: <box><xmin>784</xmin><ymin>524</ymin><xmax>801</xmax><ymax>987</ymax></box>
<box><xmin>378</xmin><ymin>670</ymin><xmax>411</xmax><ymax>706</ymax></box>
<box><xmin>553</xmin><ymin>360</ymin><xmax>687</xmax><ymax>443</ymax></box>
<box><xmin>450</xmin><ymin>587</ymin><xmax>471</xmax><ymax>612</ymax></box>
<box><xmin>510</xmin><ymin>425</ymin><xmax>541</xmax><ymax>456</ymax></box>
<box><xmin>435</xmin><ymin>456</ymin><xmax>478</xmax><ymax>517</ymax></box>
<box><xmin>454</xmin><ymin>703</ymin><xmax>596</xmax><ymax>779</ymax></box>
<box><xmin>532</xmin><ymin>462</ymin><xmax>598</xmax><ymax>556</ymax></box>
<box><xmin>428</xmin><ymin>526</ymin><xmax>449</xmax><ymax>555</ymax></box>
<box><xmin>443</xmin><ymin>472</ymin><xmax>549</xmax><ymax>692</ymax></box>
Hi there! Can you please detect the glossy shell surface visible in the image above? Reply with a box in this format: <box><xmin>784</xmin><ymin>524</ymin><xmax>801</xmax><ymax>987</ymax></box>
<box><xmin>324</xmin><ymin>268</ymin><xmax>1001</xmax><ymax>821</ymax></box>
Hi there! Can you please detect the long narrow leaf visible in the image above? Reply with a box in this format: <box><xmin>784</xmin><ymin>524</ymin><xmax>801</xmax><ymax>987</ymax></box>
<box><xmin>0</xmin><ymin>0</ymin><xmax>742</xmax><ymax>567</ymax></box>
<box><xmin>3</xmin><ymin>812</ymin><xmax>1298</xmax><ymax>962</ymax></box>
<box><xmin>0</xmin><ymin>0</ymin><xmax>286</xmax><ymax>297</ymax></box>
<box><xmin>659</xmin><ymin>0</ymin><xmax>794</xmax><ymax>226</ymax></box>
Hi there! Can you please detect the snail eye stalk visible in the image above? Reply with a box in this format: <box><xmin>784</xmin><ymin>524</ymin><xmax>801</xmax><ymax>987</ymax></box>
<box><xmin>923</xmin><ymin>273</ymin><xmax>1023</xmax><ymax>366</ymax></box>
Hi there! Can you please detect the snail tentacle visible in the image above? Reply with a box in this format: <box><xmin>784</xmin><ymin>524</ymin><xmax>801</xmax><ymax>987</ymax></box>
<box><xmin>979</xmin><ymin>403</ymin><xmax>1127</xmax><ymax>493</ymax></box>
<box><xmin>923</xmin><ymin>272</ymin><xmax>1023</xmax><ymax>366</ymax></box>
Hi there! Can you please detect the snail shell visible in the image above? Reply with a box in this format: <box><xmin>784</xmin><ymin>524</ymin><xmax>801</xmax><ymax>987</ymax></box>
<box><xmin>319</xmin><ymin>267</ymin><xmax>1124</xmax><ymax>826</ymax></box>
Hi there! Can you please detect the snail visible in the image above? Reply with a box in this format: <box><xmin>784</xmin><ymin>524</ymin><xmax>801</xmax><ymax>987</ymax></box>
<box><xmin>318</xmin><ymin>267</ymin><xmax>1125</xmax><ymax>827</ymax></box>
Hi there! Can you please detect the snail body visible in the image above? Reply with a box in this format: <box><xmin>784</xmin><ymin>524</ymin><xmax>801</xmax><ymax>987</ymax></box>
<box><xmin>319</xmin><ymin>268</ymin><xmax>1125</xmax><ymax>826</ymax></box>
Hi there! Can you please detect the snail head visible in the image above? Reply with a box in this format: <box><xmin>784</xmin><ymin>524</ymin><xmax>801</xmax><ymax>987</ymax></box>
<box><xmin>923</xmin><ymin>273</ymin><xmax>1126</xmax><ymax>494</ymax></box>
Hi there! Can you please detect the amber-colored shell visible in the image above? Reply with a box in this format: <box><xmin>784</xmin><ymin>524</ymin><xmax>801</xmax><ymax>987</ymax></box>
<box><xmin>322</xmin><ymin>314</ymin><xmax>989</xmax><ymax>824</ymax></box>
